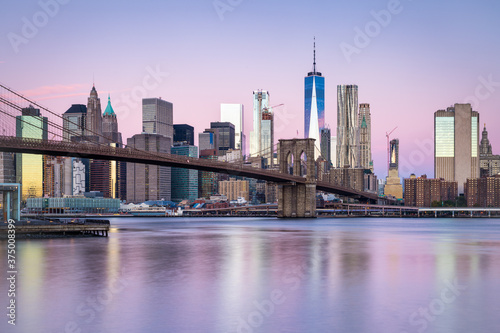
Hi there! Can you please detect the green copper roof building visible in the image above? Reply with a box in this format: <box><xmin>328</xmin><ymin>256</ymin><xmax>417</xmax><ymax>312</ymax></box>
<box><xmin>103</xmin><ymin>95</ymin><xmax>115</xmax><ymax>116</ymax></box>
<box><xmin>361</xmin><ymin>115</ymin><xmax>367</xmax><ymax>128</ymax></box>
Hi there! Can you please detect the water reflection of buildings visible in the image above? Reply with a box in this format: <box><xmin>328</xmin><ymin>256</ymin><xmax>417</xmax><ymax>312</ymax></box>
<box><xmin>14</xmin><ymin>222</ymin><xmax>500</xmax><ymax>332</ymax></box>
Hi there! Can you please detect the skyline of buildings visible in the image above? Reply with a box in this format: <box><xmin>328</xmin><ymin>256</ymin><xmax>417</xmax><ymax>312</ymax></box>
<box><xmin>3</xmin><ymin>0</ymin><xmax>499</xmax><ymax>185</ymax></box>
<box><xmin>2</xmin><ymin>81</ymin><xmax>500</xmax><ymax>207</ymax></box>
<box><xmin>1</xmin><ymin>49</ymin><xmax>499</xmax><ymax>206</ymax></box>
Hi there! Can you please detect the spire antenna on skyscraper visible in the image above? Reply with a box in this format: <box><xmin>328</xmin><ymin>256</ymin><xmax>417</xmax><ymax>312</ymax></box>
<box><xmin>313</xmin><ymin>37</ymin><xmax>316</xmax><ymax>74</ymax></box>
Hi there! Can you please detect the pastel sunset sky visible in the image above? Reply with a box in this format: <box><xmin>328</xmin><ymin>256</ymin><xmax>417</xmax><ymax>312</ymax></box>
<box><xmin>1</xmin><ymin>0</ymin><xmax>499</xmax><ymax>178</ymax></box>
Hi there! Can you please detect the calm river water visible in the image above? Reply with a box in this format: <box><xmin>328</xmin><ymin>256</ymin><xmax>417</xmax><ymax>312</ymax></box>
<box><xmin>1</xmin><ymin>217</ymin><xmax>500</xmax><ymax>333</ymax></box>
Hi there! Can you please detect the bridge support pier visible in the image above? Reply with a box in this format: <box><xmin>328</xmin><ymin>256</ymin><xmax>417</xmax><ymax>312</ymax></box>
<box><xmin>278</xmin><ymin>183</ymin><xmax>316</xmax><ymax>218</ymax></box>
<box><xmin>277</xmin><ymin>139</ymin><xmax>317</xmax><ymax>218</ymax></box>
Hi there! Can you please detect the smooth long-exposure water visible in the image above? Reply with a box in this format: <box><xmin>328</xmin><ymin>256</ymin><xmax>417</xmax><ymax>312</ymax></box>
<box><xmin>1</xmin><ymin>217</ymin><xmax>500</xmax><ymax>333</ymax></box>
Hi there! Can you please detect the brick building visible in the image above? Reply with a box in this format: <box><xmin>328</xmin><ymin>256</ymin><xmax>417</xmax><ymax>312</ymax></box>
<box><xmin>404</xmin><ymin>174</ymin><xmax>458</xmax><ymax>207</ymax></box>
<box><xmin>465</xmin><ymin>176</ymin><xmax>500</xmax><ymax>207</ymax></box>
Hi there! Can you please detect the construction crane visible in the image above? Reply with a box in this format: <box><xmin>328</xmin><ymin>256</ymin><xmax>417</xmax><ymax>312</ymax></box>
<box><xmin>262</xmin><ymin>103</ymin><xmax>284</xmax><ymax>114</ymax></box>
<box><xmin>386</xmin><ymin>127</ymin><xmax>398</xmax><ymax>171</ymax></box>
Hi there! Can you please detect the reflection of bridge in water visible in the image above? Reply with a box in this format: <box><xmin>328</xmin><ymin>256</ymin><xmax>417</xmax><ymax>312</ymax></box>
<box><xmin>0</xmin><ymin>83</ymin><xmax>389</xmax><ymax>218</ymax></box>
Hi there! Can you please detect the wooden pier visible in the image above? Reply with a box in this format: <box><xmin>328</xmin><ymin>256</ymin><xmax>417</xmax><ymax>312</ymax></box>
<box><xmin>0</xmin><ymin>219</ymin><xmax>110</xmax><ymax>238</ymax></box>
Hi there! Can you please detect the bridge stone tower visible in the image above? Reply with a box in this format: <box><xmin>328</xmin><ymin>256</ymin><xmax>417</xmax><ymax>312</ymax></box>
<box><xmin>278</xmin><ymin>139</ymin><xmax>317</xmax><ymax>218</ymax></box>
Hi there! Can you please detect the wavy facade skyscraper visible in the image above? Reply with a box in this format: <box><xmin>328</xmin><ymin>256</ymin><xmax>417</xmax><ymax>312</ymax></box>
<box><xmin>336</xmin><ymin>85</ymin><xmax>359</xmax><ymax>168</ymax></box>
<box><xmin>304</xmin><ymin>39</ymin><xmax>324</xmax><ymax>158</ymax></box>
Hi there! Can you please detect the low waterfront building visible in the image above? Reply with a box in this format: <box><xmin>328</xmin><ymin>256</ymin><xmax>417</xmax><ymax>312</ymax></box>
<box><xmin>26</xmin><ymin>196</ymin><xmax>120</xmax><ymax>214</ymax></box>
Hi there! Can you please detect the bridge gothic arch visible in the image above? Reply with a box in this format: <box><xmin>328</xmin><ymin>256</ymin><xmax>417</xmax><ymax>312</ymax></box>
<box><xmin>278</xmin><ymin>139</ymin><xmax>317</xmax><ymax>218</ymax></box>
<box><xmin>299</xmin><ymin>151</ymin><xmax>307</xmax><ymax>177</ymax></box>
<box><xmin>286</xmin><ymin>152</ymin><xmax>294</xmax><ymax>175</ymax></box>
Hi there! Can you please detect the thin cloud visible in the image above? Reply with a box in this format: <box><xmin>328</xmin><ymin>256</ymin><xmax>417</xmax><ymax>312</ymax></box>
<box><xmin>36</xmin><ymin>92</ymin><xmax>90</xmax><ymax>101</ymax></box>
<box><xmin>22</xmin><ymin>84</ymin><xmax>87</xmax><ymax>98</ymax></box>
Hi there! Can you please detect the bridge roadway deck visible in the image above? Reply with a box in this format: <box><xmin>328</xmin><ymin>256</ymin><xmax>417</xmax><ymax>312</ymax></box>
<box><xmin>0</xmin><ymin>137</ymin><xmax>379</xmax><ymax>201</ymax></box>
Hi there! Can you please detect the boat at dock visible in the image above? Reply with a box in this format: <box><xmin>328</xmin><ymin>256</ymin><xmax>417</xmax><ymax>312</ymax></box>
<box><xmin>128</xmin><ymin>206</ymin><xmax>183</xmax><ymax>217</ymax></box>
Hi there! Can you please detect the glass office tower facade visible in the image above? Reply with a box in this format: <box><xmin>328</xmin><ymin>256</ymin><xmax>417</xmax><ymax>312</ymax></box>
<box><xmin>220</xmin><ymin>104</ymin><xmax>245</xmax><ymax>156</ymax></box>
<box><xmin>142</xmin><ymin>98</ymin><xmax>173</xmax><ymax>139</ymax></box>
<box><xmin>250</xmin><ymin>90</ymin><xmax>269</xmax><ymax>157</ymax></box>
<box><xmin>16</xmin><ymin>106</ymin><xmax>48</xmax><ymax>201</ymax></box>
<box><xmin>304</xmin><ymin>74</ymin><xmax>325</xmax><ymax>156</ymax></box>
<box><xmin>127</xmin><ymin>133</ymin><xmax>171</xmax><ymax>203</ymax></box>
<box><xmin>210</xmin><ymin>122</ymin><xmax>235</xmax><ymax>156</ymax></box>
<box><xmin>434</xmin><ymin>104</ymin><xmax>480</xmax><ymax>194</ymax></box>
<box><xmin>171</xmin><ymin>144</ymin><xmax>199</xmax><ymax>202</ymax></box>
<box><xmin>304</xmin><ymin>40</ymin><xmax>325</xmax><ymax>159</ymax></box>
<box><xmin>320</xmin><ymin>128</ymin><xmax>331</xmax><ymax>166</ymax></box>
<box><xmin>173</xmin><ymin>124</ymin><xmax>195</xmax><ymax>145</ymax></box>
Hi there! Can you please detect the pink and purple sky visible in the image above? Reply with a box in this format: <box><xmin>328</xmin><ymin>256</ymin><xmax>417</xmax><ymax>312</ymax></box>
<box><xmin>1</xmin><ymin>0</ymin><xmax>499</xmax><ymax>178</ymax></box>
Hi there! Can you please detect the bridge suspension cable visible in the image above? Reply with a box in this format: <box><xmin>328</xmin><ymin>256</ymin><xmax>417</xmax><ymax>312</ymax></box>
<box><xmin>0</xmin><ymin>83</ymin><xmax>178</xmax><ymax>161</ymax></box>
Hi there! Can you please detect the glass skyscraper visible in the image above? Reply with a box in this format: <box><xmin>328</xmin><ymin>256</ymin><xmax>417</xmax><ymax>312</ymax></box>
<box><xmin>304</xmin><ymin>40</ymin><xmax>324</xmax><ymax>159</ymax></box>
<box><xmin>173</xmin><ymin>124</ymin><xmax>195</xmax><ymax>145</ymax></box>
<box><xmin>320</xmin><ymin>128</ymin><xmax>331</xmax><ymax>167</ymax></box>
<box><xmin>210</xmin><ymin>122</ymin><xmax>235</xmax><ymax>156</ymax></box>
<box><xmin>16</xmin><ymin>106</ymin><xmax>48</xmax><ymax>201</ymax></box>
<box><xmin>171</xmin><ymin>144</ymin><xmax>199</xmax><ymax>202</ymax></box>
<box><xmin>220</xmin><ymin>104</ymin><xmax>245</xmax><ymax>156</ymax></box>
<box><xmin>62</xmin><ymin>104</ymin><xmax>86</xmax><ymax>142</ymax></box>
<box><xmin>250</xmin><ymin>90</ymin><xmax>269</xmax><ymax>157</ymax></box>
<box><xmin>434</xmin><ymin>104</ymin><xmax>480</xmax><ymax>194</ymax></box>
<box><xmin>142</xmin><ymin>98</ymin><xmax>173</xmax><ymax>139</ymax></box>
<box><xmin>126</xmin><ymin>133</ymin><xmax>171</xmax><ymax>203</ymax></box>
